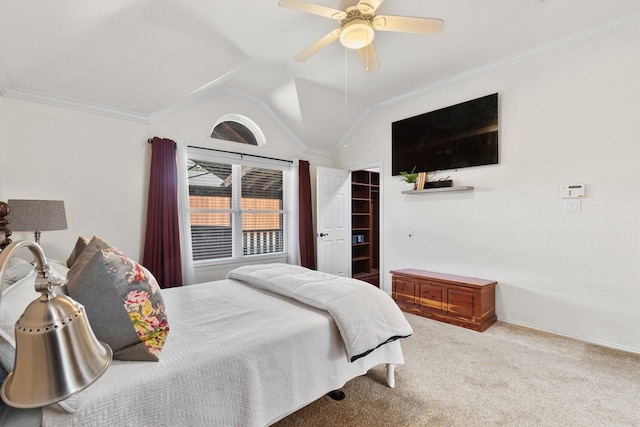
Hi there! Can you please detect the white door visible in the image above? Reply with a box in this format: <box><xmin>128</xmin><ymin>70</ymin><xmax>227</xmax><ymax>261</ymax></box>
<box><xmin>316</xmin><ymin>167</ymin><xmax>350</xmax><ymax>276</ymax></box>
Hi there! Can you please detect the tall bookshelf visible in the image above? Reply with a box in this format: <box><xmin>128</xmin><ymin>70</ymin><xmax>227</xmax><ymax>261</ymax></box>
<box><xmin>351</xmin><ymin>170</ymin><xmax>379</xmax><ymax>287</ymax></box>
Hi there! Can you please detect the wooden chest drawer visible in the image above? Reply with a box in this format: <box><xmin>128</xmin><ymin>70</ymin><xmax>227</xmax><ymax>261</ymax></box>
<box><xmin>419</xmin><ymin>282</ymin><xmax>444</xmax><ymax>314</ymax></box>
<box><xmin>392</xmin><ymin>277</ymin><xmax>419</xmax><ymax>310</ymax></box>
<box><xmin>447</xmin><ymin>288</ymin><xmax>475</xmax><ymax>320</ymax></box>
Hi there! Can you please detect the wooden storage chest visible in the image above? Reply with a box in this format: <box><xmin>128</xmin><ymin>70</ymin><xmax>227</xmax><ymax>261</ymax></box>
<box><xmin>391</xmin><ymin>269</ymin><xmax>497</xmax><ymax>332</ymax></box>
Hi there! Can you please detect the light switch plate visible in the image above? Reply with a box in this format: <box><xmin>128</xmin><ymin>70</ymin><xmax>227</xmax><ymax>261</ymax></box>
<box><xmin>564</xmin><ymin>200</ymin><xmax>582</xmax><ymax>213</ymax></box>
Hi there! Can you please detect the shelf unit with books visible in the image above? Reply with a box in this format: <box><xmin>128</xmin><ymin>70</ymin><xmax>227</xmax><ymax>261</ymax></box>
<box><xmin>351</xmin><ymin>170</ymin><xmax>379</xmax><ymax>287</ymax></box>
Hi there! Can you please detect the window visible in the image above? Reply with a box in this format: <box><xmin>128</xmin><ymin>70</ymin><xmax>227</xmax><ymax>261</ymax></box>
<box><xmin>211</xmin><ymin>121</ymin><xmax>258</xmax><ymax>146</ymax></box>
<box><xmin>187</xmin><ymin>147</ymin><xmax>289</xmax><ymax>263</ymax></box>
<box><xmin>210</xmin><ymin>114</ymin><xmax>266</xmax><ymax>147</ymax></box>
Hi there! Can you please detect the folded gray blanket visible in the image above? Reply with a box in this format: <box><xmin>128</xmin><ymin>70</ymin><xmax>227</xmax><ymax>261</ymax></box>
<box><xmin>228</xmin><ymin>263</ymin><xmax>413</xmax><ymax>361</ymax></box>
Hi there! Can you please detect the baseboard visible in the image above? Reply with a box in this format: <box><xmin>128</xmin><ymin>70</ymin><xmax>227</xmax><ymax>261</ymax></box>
<box><xmin>497</xmin><ymin>317</ymin><xmax>640</xmax><ymax>355</ymax></box>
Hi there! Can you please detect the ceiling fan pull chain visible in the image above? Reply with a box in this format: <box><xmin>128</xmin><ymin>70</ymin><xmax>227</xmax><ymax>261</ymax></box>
<box><xmin>366</xmin><ymin>26</ymin><xmax>370</xmax><ymax>71</ymax></box>
<box><xmin>344</xmin><ymin>46</ymin><xmax>348</xmax><ymax>122</ymax></box>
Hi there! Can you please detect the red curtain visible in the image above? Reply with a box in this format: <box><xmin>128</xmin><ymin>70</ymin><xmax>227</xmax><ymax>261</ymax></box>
<box><xmin>298</xmin><ymin>160</ymin><xmax>316</xmax><ymax>269</ymax></box>
<box><xmin>143</xmin><ymin>137</ymin><xmax>183</xmax><ymax>288</ymax></box>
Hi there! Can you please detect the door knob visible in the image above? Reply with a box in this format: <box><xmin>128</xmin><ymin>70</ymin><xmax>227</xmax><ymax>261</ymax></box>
<box><xmin>319</xmin><ymin>233</ymin><xmax>328</xmax><ymax>237</ymax></box>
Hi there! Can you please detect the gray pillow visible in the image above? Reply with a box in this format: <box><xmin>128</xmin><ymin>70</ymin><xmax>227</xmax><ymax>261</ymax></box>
<box><xmin>65</xmin><ymin>236</ymin><xmax>89</xmax><ymax>268</ymax></box>
<box><xmin>66</xmin><ymin>236</ymin><xmax>119</xmax><ymax>284</ymax></box>
<box><xmin>67</xmin><ymin>238</ymin><xmax>169</xmax><ymax>361</ymax></box>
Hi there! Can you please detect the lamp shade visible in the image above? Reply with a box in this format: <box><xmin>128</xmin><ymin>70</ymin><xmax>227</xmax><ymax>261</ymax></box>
<box><xmin>340</xmin><ymin>19</ymin><xmax>374</xmax><ymax>49</ymax></box>
<box><xmin>0</xmin><ymin>240</ymin><xmax>112</xmax><ymax>408</ymax></box>
<box><xmin>7</xmin><ymin>200</ymin><xmax>67</xmax><ymax>232</ymax></box>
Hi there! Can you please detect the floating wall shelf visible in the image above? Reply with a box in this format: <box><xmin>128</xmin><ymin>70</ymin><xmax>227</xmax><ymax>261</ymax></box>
<box><xmin>402</xmin><ymin>186</ymin><xmax>474</xmax><ymax>195</ymax></box>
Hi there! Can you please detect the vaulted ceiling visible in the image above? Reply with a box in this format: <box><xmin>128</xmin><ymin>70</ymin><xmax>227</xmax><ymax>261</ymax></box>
<box><xmin>0</xmin><ymin>0</ymin><xmax>637</xmax><ymax>156</ymax></box>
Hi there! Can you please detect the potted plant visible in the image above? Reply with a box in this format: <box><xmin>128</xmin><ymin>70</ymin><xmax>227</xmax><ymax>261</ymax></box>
<box><xmin>399</xmin><ymin>167</ymin><xmax>418</xmax><ymax>191</ymax></box>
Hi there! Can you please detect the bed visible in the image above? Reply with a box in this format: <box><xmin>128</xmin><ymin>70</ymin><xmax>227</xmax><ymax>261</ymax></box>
<box><xmin>0</xmin><ymin>203</ymin><xmax>411</xmax><ymax>426</ymax></box>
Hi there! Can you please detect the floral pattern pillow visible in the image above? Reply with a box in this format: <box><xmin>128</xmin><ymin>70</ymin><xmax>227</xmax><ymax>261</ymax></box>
<box><xmin>66</xmin><ymin>236</ymin><xmax>123</xmax><ymax>283</ymax></box>
<box><xmin>67</xmin><ymin>237</ymin><xmax>169</xmax><ymax>361</ymax></box>
<box><xmin>117</xmin><ymin>255</ymin><xmax>169</xmax><ymax>358</ymax></box>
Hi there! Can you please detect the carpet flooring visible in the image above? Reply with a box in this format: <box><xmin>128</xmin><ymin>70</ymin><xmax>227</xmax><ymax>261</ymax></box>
<box><xmin>274</xmin><ymin>313</ymin><xmax>640</xmax><ymax>426</ymax></box>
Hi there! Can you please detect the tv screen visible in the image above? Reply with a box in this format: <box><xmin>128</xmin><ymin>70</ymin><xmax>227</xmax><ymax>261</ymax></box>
<box><xmin>391</xmin><ymin>93</ymin><xmax>498</xmax><ymax>175</ymax></box>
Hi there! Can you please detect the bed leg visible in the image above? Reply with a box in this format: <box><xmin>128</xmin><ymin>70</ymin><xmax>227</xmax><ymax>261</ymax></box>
<box><xmin>385</xmin><ymin>363</ymin><xmax>396</xmax><ymax>388</ymax></box>
<box><xmin>326</xmin><ymin>390</ymin><xmax>346</xmax><ymax>401</ymax></box>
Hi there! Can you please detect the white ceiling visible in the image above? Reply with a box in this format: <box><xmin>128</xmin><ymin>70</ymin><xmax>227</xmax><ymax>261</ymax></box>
<box><xmin>0</xmin><ymin>0</ymin><xmax>638</xmax><ymax>156</ymax></box>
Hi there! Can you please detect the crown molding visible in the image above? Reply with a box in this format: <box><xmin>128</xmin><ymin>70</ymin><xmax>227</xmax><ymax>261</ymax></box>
<box><xmin>330</xmin><ymin>105</ymin><xmax>374</xmax><ymax>156</ymax></box>
<box><xmin>0</xmin><ymin>63</ymin><xmax>10</xmax><ymax>95</ymax></box>
<box><xmin>2</xmin><ymin>86</ymin><xmax>151</xmax><ymax>123</ymax></box>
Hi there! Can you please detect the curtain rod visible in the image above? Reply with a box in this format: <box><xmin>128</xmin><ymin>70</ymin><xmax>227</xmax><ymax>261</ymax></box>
<box><xmin>147</xmin><ymin>138</ymin><xmax>177</xmax><ymax>151</ymax></box>
<box><xmin>186</xmin><ymin>145</ymin><xmax>293</xmax><ymax>164</ymax></box>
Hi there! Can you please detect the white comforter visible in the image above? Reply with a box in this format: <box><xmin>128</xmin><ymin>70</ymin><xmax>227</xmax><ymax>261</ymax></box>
<box><xmin>41</xmin><ymin>278</ymin><xmax>405</xmax><ymax>427</ymax></box>
<box><xmin>227</xmin><ymin>263</ymin><xmax>413</xmax><ymax>361</ymax></box>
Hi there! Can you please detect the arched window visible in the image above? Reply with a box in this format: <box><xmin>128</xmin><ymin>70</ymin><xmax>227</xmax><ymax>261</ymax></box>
<box><xmin>210</xmin><ymin>114</ymin><xmax>266</xmax><ymax>146</ymax></box>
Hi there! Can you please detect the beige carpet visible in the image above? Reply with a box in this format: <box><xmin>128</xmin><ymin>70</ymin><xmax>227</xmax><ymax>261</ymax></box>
<box><xmin>274</xmin><ymin>313</ymin><xmax>640</xmax><ymax>426</ymax></box>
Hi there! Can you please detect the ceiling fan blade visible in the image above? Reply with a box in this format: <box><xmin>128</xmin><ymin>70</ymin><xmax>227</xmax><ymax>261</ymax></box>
<box><xmin>357</xmin><ymin>0</ymin><xmax>385</xmax><ymax>15</ymax></box>
<box><xmin>338</xmin><ymin>0</ymin><xmax>358</xmax><ymax>10</ymax></box>
<box><xmin>295</xmin><ymin>29</ymin><xmax>341</xmax><ymax>62</ymax></box>
<box><xmin>358</xmin><ymin>43</ymin><xmax>379</xmax><ymax>73</ymax></box>
<box><xmin>278</xmin><ymin>0</ymin><xmax>346</xmax><ymax>20</ymax></box>
<box><xmin>373</xmin><ymin>15</ymin><xmax>444</xmax><ymax>34</ymax></box>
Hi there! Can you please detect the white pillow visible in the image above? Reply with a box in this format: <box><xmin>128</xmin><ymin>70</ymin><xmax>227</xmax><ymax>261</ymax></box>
<box><xmin>0</xmin><ymin>272</ymin><xmax>38</xmax><ymax>342</ymax></box>
<box><xmin>1</xmin><ymin>258</ymin><xmax>34</xmax><ymax>293</ymax></box>
<box><xmin>0</xmin><ymin>272</ymin><xmax>38</xmax><ymax>377</ymax></box>
<box><xmin>0</xmin><ymin>331</ymin><xmax>15</xmax><ymax>373</ymax></box>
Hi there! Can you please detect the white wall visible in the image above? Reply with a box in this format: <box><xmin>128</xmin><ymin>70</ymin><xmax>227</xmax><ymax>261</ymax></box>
<box><xmin>0</xmin><ymin>94</ymin><xmax>331</xmax><ymax>279</ymax></box>
<box><xmin>0</xmin><ymin>98</ymin><xmax>150</xmax><ymax>260</ymax></box>
<box><xmin>334</xmin><ymin>24</ymin><xmax>640</xmax><ymax>352</ymax></box>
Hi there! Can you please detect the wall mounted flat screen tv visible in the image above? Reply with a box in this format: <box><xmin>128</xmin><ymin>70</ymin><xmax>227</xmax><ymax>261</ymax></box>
<box><xmin>391</xmin><ymin>93</ymin><xmax>498</xmax><ymax>175</ymax></box>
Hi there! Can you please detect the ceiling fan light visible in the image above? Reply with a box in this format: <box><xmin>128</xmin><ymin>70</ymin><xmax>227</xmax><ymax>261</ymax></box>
<box><xmin>340</xmin><ymin>19</ymin><xmax>374</xmax><ymax>49</ymax></box>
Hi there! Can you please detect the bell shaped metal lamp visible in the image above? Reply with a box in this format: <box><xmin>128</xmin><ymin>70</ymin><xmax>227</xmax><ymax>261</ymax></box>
<box><xmin>0</xmin><ymin>240</ymin><xmax>112</xmax><ymax>408</ymax></box>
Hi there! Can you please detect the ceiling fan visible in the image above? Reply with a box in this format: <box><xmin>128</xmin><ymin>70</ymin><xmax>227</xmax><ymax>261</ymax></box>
<box><xmin>278</xmin><ymin>0</ymin><xmax>444</xmax><ymax>72</ymax></box>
